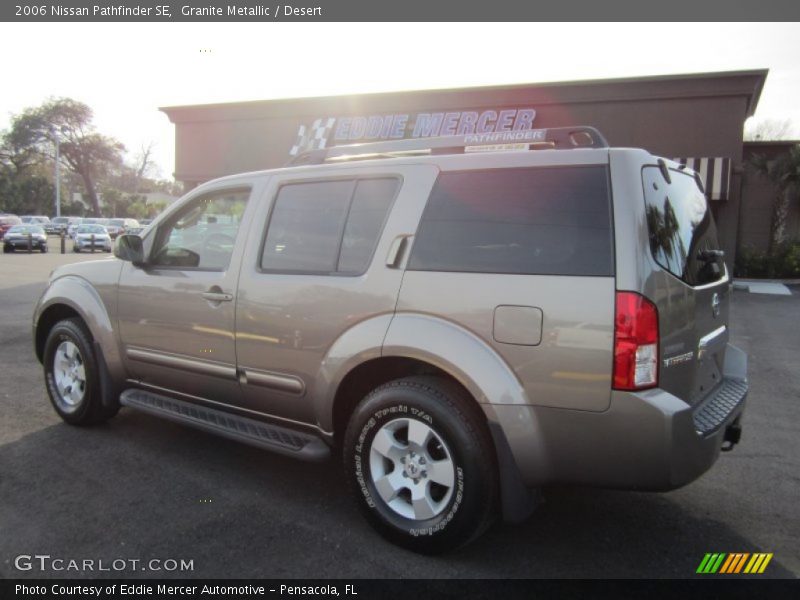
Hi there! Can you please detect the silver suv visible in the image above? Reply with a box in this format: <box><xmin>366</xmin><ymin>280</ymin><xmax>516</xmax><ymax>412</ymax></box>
<box><xmin>33</xmin><ymin>128</ymin><xmax>748</xmax><ymax>553</ymax></box>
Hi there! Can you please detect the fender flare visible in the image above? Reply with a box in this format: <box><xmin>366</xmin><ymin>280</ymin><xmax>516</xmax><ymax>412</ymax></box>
<box><xmin>34</xmin><ymin>275</ymin><xmax>125</xmax><ymax>388</ymax></box>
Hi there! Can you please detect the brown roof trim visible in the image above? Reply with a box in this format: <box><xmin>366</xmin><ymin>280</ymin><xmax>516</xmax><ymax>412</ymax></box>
<box><xmin>160</xmin><ymin>69</ymin><xmax>769</xmax><ymax>124</ymax></box>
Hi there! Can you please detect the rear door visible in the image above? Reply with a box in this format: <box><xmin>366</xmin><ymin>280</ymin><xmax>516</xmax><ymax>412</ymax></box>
<box><xmin>233</xmin><ymin>164</ymin><xmax>439</xmax><ymax>424</ymax></box>
<box><xmin>641</xmin><ymin>164</ymin><xmax>730</xmax><ymax>405</ymax></box>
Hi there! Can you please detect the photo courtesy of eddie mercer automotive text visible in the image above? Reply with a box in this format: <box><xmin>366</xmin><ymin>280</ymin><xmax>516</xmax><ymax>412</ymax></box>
<box><xmin>33</xmin><ymin>118</ymin><xmax>748</xmax><ymax>554</ymax></box>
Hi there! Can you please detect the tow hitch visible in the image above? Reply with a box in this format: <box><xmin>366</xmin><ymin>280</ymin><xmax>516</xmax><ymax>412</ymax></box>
<box><xmin>721</xmin><ymin>422</ymin><xmax>742</xmax><ymax>452</ymax></box>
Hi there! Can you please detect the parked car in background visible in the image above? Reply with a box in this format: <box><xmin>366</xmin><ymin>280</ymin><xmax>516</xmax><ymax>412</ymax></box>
<box><xmin>0</xmin><ymin>215</ymin><xmax>22</xmax><ymax>239</ymax></box>
<box><xmin>3</xmin><ymin>224</ymin><xmax>48</xmax><ymax>253</ymax></box>
<box><xmin>72</xmin><ymin>224</ymin><xmax>112</xmax><ymax>253</ymax></box>
<box><xmin>47</xmin><ymin>216</ymin><xmax>80</xmax><ymax>235</ymax></box>
<box><xmin>124</xmin><ymin>225</ymin><xmax>145</xmax><ymax>236</ymax></box>
<box><xmin>67</xmin><ymin>219</ymin><xmax>84</xmax><ymax>239</ymax></box>
<box><xmin>105</xmin><ymin>218</ymin><xmax>140</xmax><ymax>239</ymax></box>
<box><xmin>69</xmin><ymin>218</ymin><xmax>102</xmax><ymax>240</ymax></box>
<box><xmin>21</xmin><ymin>215</ymin><xmax>51</xmax><ymax>226</ymax></box>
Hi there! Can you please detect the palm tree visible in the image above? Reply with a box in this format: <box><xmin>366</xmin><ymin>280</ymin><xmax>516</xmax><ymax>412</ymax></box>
<box><xmin>750</xmin><ymin>144</ymin><xmax>800</xmax><ymax>256</ymax></box>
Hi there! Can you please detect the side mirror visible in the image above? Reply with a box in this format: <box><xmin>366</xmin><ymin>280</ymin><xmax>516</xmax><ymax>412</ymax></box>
<box><xmin>115</xmin><ymin>234</ymin><xmax>146</xmax><ymax>266</ymax></box>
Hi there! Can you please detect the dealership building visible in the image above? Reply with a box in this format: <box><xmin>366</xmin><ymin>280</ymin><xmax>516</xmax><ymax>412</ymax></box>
<box><xmin>162</xmin><ymin>69</ymin><xmax>789</xmax><ymax>265</ymax></box>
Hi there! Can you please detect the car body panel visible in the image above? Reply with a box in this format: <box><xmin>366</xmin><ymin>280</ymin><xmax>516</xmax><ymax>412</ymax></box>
<box><xmin>34</xmin><ymin>260</ymin><xmax>126</xmax><ymax>382</ymax></box>
<box><xmin>115</xmin><ymin>176</ymin><xmax>265</xmax><ymax>406</ymax></box>
<box><xmin>234</xmin><ymin>164</ymin><xmax>439</xmax><ymax>425</ymax></box>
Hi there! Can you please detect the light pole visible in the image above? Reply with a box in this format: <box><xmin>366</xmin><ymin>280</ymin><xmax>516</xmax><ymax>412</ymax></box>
<box><xmin>50</xmin><ymin>126</ymin><xmax>61</xmax><ymax>218</ymax></box>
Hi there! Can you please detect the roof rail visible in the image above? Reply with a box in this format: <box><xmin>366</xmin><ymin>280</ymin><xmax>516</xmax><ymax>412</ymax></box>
<box><xmin>286</xmin><ymin>126</ymin><xmax>609</xmax><ymax>166</ymax></box>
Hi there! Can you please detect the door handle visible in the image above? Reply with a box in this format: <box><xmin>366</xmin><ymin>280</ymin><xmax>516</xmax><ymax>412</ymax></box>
<box><xmin>386</xmin><ymin>235</ymin><xmax>411</xmax><ymax>268</ymax></box>
<box><xmin>202</xmin><ymin>290</ymin><xmax>234</xmax><ymax>302</ymax></box>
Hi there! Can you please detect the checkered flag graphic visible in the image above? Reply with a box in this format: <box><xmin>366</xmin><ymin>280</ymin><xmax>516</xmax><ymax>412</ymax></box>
<box><xmin>289</xmin><ymin>118</ymin><xmax>336</xmax><ymax>156</ymax></box>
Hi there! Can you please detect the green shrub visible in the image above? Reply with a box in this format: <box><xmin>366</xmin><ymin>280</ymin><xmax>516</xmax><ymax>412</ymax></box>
<box><xmin>736</xmin><ymin>239</ymin><xmax>800</xmax><ymax>278</ymax></box>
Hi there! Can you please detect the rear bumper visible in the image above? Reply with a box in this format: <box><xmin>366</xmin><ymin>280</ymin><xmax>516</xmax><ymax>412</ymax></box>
<box><xmin>486</xmin><ymin>343</ymin><xmax>748</xmax><ymax>491</ymax></box>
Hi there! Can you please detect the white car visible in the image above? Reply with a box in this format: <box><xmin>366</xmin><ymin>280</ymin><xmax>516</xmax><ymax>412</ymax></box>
<box><xmin>72</xmin><ymin>224</ymin><xmax>112</xmax><ymax>253</ymax></box>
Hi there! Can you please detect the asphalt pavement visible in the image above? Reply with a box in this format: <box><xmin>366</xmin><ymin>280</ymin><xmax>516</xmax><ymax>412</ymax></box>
<box><xmin>1</xmin><ymin>241</ymin><xmax>798</xmax><ymax>579</ymax></box>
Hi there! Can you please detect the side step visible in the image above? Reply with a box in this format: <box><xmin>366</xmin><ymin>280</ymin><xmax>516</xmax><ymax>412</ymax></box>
<box><xmin>120</xmin><ymin>389</ymin><xmax>330</xmax><ymax>462</ymax></box>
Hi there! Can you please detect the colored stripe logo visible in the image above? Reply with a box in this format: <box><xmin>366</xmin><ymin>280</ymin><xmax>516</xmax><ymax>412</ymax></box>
<box><xmin>697</xmin><ymin>553</ymin><xmax>773</xmax><ymax>574</ymax></box>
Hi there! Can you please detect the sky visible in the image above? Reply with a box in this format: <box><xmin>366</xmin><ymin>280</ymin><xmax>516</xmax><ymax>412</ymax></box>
<box><xmin>1</xmin><ymin>22</ymin><xmax>799</xmax><ymax>179</ymax></box>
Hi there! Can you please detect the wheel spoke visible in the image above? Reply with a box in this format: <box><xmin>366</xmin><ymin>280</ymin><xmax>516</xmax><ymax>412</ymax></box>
<box><xmin>68</xmin><ymin>384</ymin><xmax>83</xmax><ymax>405</ymax></box>
<box><xmin>74</xmin><ymin>364</ymin><xmax>86</xmax><ymax>384</ymax></box>
<box><xmin>374</xmin><ymin>471</ymin><xmax>405</xmax><ymax>503</ymax></box>
<box><xmin>406</xmin><ymin>419</ymin><xmax>432</xmax><ymax>449</ymax></box>
<box><xmin>58</xmin><ymin>347</ymin><xmax>70</xmax><ymax>365</ymax></box>
<box><xmin>411</xmin><ymin>485</ymin><xmax>437</xmax><ymax>520</ymax></box>
<box><xmin>426</xmin><ymin>458</ymin><xmax>455</xmax><ymax>488</ymax></box>
<box><xmin>371</xmin><ymin>428</ymin><xmax>405</xmax><ymax>461</ymax></box>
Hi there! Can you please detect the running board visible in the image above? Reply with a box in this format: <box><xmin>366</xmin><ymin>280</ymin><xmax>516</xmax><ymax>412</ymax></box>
<box><xmin>119</xmin><ymin>389</ymin><xmax>330</xmax><ymax>462</ymax></box>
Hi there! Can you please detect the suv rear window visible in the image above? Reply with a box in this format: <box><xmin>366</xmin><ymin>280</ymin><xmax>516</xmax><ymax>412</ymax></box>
<box><xmin>642</xmin><ymin>166</ymin><xmax>724</xmax><ymax>286</ymax></box>
<box><xmin>407</xmin><ymin>166</ymin><xmax>613</xmax><ymax>276</ymax></box>
<box><xmin>261</xmin><ymin>177</ymin><xmax>399</xmax><ymax>274</ymax></box>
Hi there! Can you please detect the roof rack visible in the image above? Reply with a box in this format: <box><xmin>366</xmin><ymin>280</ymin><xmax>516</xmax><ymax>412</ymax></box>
<box><xmin>286</xmin><ymin>126</ymin><xmax>608</xmax><ymax>166</ymax></box>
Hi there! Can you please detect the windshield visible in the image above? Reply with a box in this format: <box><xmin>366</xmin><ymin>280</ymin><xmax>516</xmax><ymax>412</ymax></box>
<box><xmin>77</xmin><ymin>225</ymin><xmax>107</xmax><ymax>234</ymax></box>
<box><xmin>9</xmin><ymin>225</ymin><xmax>44</xmax><ymax>234</ymax></box>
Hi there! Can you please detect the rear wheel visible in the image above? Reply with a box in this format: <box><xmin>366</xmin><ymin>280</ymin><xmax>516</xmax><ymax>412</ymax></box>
<box><xmin>344</xmin><ymin>376</ymin><xmax>497</xmax><ymax>553</ymax></box>
<box><xmin>3</xmin><ymin>245</ymin><xmax>12</xmax><ymax>253</ymax></box>
<box><xmin>43</xmin><ymin>318</ymin><xmax>117</xmax><ymax>425</ymax></box>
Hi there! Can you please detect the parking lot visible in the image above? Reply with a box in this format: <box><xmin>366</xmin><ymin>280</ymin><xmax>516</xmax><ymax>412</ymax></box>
<box><xmin>0</xmin><ymin>244</ymin><xmax>798</xmax><ymax>579</ymax></box>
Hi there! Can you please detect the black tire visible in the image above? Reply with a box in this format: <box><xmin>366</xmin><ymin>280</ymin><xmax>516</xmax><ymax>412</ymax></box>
<box><xmin>40</xmin><ymin>245</ymin><xmax>48</xmax><ymax>253</ymax></box>
<box><xmin>73</xmin><ymin>247</ymin><xmax>79</xmax><ymax>253</ymax></box>
<box><xmin>43</xmin><ymin>318</ymin><xmax>117</xmax><ymax>425</ymax></box>
<box><xmin>343</xmin><ymin>376</ymin><xmax>497</xmax><ymax>554</ymax></box>
<box><xmin>4</xmin><ymin>245</ymin><xmax>12</xmax><ymax>253</ymax></box>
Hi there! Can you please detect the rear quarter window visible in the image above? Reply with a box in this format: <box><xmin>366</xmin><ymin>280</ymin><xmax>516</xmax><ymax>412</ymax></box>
<box><xmin>642</xmin><ymin>166</ymin><xmax>724</xmax><ymax>286</ymax></box>
<box><xmin>407</xmin><ymin>166</ymin><xmax>614</xmax><ymax>276</ymax></box>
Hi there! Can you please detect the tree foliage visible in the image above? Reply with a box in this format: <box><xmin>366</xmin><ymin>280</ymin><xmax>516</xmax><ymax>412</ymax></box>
<box><xmin>749</xmin><ymin>144</ymin><xmax>800</xmax><ymax>255</ymax></box>
<box><xmin>4</xmin><ymin>98</ymin><xmax>125</xmax><ymax>216</ymax></box>
<box><xmin>744</xmin><ymin>118</ymin><xmax>797</xmax><ymax>142</ymax></box>
<box><xmin>1</xmin><ymin>97</ymin><xmax>179</xmax><ymax>218</ymax></box>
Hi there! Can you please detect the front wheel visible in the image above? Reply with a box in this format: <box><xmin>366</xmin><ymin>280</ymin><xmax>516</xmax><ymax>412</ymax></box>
<box><xmin>3</xmin><ymin>245</ymin><xmax>12</xmax><ymax>253</ymax></box>
<box><xmin>43</xmin><ymin>318</ymin><xmax>117</xmax><ymax>425</ymax></box>
<box><xmin>344</xmin><ymin>376</ymin><xmax>497</xmax><ymax>554</ymax></box>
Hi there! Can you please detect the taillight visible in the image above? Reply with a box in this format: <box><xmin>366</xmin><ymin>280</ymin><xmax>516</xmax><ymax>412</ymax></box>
<box><xmin>613</xmin><ymin>291</ymin><xmax>659</xmax><ymax>391</ymax></box>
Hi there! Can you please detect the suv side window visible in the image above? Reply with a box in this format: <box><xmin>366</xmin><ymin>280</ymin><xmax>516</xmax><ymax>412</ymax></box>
<box><xmin>408</xmin><ymin>166</ymin><xmax>613</xmax><ymax>276</ymax></box>
<box><xmin>642</xmin><ymin>166</ymin><xmax>724</xmax><ymax>286</ymax></box>
<box><xmin>150</xmin><ymin>188</ymin><xmax>250</xmax><ymax>270</ymax></box>
<box><xmin>261</xmin><ymin>178</ymin><xmax>399</xmax><ymax>274</ymax></box>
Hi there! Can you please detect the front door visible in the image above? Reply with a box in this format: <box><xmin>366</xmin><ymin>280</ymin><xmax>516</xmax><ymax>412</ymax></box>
<box><xmin>117</xmin><ymin>184</ymin><xmax>256</xmax><ymax>406</ymax></box>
